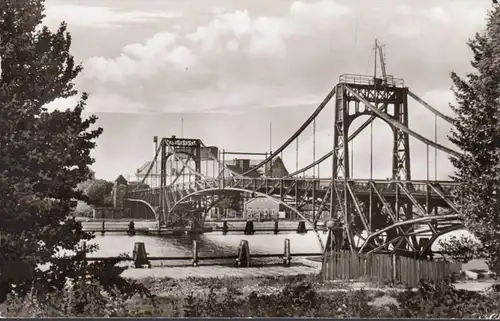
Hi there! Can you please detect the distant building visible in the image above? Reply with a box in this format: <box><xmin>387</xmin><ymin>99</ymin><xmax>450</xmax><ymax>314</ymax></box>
<box><xmin>223</xmin><ymin>156</ymin><xmax>288</xmax><ymax>178</ymax></box>
<box><xmin>244</xmin><ymin>197</ymin><xmax>279</xmax><ymax>220</ymax></box>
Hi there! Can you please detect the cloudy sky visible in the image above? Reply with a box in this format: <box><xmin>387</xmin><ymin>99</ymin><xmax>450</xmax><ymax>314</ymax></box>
<box><xmin>42</xmin><ymin>0</ymin><xmax>491</xmax><ymax>182</ymax></box>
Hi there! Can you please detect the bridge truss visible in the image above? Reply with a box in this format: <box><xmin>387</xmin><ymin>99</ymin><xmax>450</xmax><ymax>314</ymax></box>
<box><xmin>127</xmin><ymin>53</ymin><xmax>462</xmax><ymax>257</ymax></box>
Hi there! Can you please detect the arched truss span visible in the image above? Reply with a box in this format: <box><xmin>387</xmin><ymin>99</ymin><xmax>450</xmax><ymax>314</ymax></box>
<box><xmin>170</xmin><ymin>187</ymin><xmax>325</xmax><ymax>250</ymax></box>
<box><xmin>357</xmin><ymin>214</ymin><xmax>461</xmax><ymax>255</ymax></box>
<box><xmin>125</xmin><ymin>198</ymin><xmax>159</xmax><ymax>220</ymax></box>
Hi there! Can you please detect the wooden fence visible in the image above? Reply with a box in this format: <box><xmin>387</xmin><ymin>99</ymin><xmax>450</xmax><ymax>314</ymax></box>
<box><xmin>321</xmin><ymin>251</ymin><xmax>462</xmax><ymax>288</ymax></box>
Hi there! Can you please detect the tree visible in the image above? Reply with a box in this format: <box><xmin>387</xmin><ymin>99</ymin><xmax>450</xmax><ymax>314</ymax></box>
<box><xmin>438</xmin><ymin>235</ymin><xmax>485</xmax><ymax>263</ymax></box>
<box><xmin>86</xmin><ymin>180</ymin><xmax>114</xmax><ymax>207</ymax></box>
<box><xmin>0</xmin><ymin>0</ymin><xmax>151</xmax><ymax>303</ymax></box>
<box><xmin>448</xmin><ymin>6</ymin><xmax>500</xmax><ymax>272</ymax></box>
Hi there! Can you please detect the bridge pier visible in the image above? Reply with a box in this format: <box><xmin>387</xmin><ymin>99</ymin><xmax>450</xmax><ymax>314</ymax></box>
<box><xmin>222</xmin><ymin>220</ymin><xmax>228</xmax><ymax>235</ymax></box>
<box><xmin>296</xmin><ymin>221</ymin><xmax>307</xmax><ymax>234</ymax></box>
<box><xmin>236</xmin><ymin>240</ymin><xmax>251</xmax><ymax>267</ymax></box>
<box><xmin>244</xmin><ymin>221</ymin><xmax>255</xmax><ymax>235</ymax></box>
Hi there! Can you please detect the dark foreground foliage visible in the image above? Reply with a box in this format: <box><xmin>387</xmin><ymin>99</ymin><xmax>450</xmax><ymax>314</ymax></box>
<box><xmin>2</xmin><ymin>275</ymin><xmax>500</xmax><ymax>318</ymax></box>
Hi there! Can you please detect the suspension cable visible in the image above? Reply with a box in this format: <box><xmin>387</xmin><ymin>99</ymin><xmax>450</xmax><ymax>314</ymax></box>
<box><xmin>296</xmin><ymin>137</ymin><xmax>299</xmax><ymax>175</ymax></box>
<box><xmin>426</xmin><ymin>144</ymin><xmax>430</xmax><ymax>181</ymax></box>
<box><xmin>370</xmin><ymin>120</ymin><xmax>373</xmax><ymax>179</ymax></box>
<box><xmin>313</xmin><ymin>119</ymin><xmax>316</xmax><ymax>178</ymax></box>
<box><xmin>434</xmin><ymin>114</ymin><xmax>438</xmax><ymax>180</ymax></box>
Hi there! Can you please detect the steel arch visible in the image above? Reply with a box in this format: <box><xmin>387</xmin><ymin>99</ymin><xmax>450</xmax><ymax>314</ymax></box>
<box><xmin>169</xmin><ymin>187</ymin><xmax>325</xmax><ymax>249</ymax></box>
<box><xmin>125</xmin><ymin>198</ymin><xmax>159</xmax><ymax>220</ymax></box>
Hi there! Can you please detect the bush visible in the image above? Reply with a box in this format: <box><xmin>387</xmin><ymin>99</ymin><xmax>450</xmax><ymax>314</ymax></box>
<box><xmin>392</xmin><ymin>280</ymin><xmax>500</xmax><ymax>318</ymax></box>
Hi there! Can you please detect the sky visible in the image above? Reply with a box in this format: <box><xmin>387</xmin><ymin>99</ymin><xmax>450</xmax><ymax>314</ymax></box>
<box><xmin>42</xmin><ymin>0</ymin><xmax>492</xmax><ymax>182</ymax></box>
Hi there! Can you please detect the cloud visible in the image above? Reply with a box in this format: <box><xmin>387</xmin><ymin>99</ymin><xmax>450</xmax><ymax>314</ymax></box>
<box><xmin>74</xmin><ymin>0</ymin><xmax>490</xmax><ymax>120</ymax></box>
<box><xmin>43</xmin><ymin>4</ymin><xmax>181</xmax><ymax>29</ymax></box>
<box><xmin>425</xmin><ymin>7</ymin><xmax>451</xmax><ymax>24</ymax></box>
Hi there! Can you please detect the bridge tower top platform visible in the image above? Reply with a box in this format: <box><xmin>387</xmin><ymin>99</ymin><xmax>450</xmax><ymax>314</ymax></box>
<box><xmin>338</xmin><ymin>73</ymin><xmax>405</xmax><ymax>88</ymax></box>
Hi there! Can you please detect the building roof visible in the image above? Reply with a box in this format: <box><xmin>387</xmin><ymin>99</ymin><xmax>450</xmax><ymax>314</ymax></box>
<box><xmin>115</xmin><ymin>175</ymin><xmax>128</xmax><ymax>185</ymax></box>
<box><xmin>225</xmin><ymin>164</ymin><xmax>263</xmax><ymax>178</ymax></box>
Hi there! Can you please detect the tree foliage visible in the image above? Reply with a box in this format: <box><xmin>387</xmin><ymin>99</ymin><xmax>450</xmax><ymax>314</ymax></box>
<box><xmin>438</xmin><ymin>235</ymin><xmax>485</xmax><ymax>263</ymax></box>
<box><xmin>217</xmin><ymin>195</ymin><xmax>241</xmax><ymax>211</ymax></box>
<box><xmin>0</xmin><ymin>0</ymin><xmax>151</xmax><ymax>304</ymax></box>
<box><xmin>85</xmin><ymin>180</ymin><xmax>114</xmax><ymax>207</ymax></box>
<box><xmin>448</xmin><ymin>6</ymin><xmax>500</xmax><ymax>272</ymax></box>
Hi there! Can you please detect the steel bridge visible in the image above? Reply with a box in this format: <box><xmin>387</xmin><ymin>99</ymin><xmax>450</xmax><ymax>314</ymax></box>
<box><xmin>125</xmin><ymin>69</ymin><xmax>462</xmax><ymax>257</ymax></box>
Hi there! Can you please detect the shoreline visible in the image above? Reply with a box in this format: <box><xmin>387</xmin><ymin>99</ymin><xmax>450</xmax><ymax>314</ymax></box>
<box><xmin>121</xmin><ymin>257</ymin><xmax>322</xmax><ymax>280</ymax></box>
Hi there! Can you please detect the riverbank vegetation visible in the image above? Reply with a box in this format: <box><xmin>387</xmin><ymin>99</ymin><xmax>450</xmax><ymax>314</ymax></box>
<box><xmin>445</xmin><ymin>5</ymin><xmax>500</xmax><ymax>271</ymax></box>
<box><xmin>1</xmin><ymin>274</ymin><xmax>500</xmax><ymax>318</ymax></box>
<box><xmin>0</xmin><ymin>0</ymin><xmax>150</xmax><ymax>306</ymax></box>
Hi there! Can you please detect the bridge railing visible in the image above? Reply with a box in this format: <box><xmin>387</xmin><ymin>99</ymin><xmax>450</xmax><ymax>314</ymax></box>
<box><xmin>339</xmin><ymin>73</ymin><xmax>405</xmax><ymax>88</ymax></box>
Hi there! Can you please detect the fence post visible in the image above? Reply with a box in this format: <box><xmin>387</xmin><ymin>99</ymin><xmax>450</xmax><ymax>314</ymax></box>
<box><xmin>391</xmin><ymin>254</ymin><xmax>398</xmax><ymax>284</ymax></box>
<box><xmin>192</xmin><ymin>240</ymin><xmax>199</xmax><ymax>267</ymax></box>
<box><xmin>274</xmin><ymin>220</ymin><xmax>279</xmax><ymax>235</ymax></box>
<box><xmin>222</xmin><ymin>220</ymin><xmax>228</xmax><ymax>235</ymax></box>
<box><xmin>283</xmin><ymin>238</ymin><xmax>291</xmax><ymax>267</ymax></box>
<box><xmin>101</xmin><ymin>221</ymin><xmax>105</xmax><ymax>236</ymax></box>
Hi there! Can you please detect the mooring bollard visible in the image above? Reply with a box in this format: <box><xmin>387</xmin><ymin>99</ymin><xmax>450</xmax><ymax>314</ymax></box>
<box><xmin>236</xmin><ymin>240</ymin><xmax>251</xmax><ymax>267</ymax></box>
<box><xmin>273</xmin><ymin>220</ymin><xmax>279</xmax><ymax>235</ymax></box>
<box><xmin>283</xmin><ymin>238</ymin><xmax>291</xmax><ymax>267</ymax></box>
<box><xmin>132</xmin><ymin>242</ymin><xmax>151</xmax><ymax>268</ymax></box>
<box><xmin>192</xmin><ymin>240</ymin><xmax>199</xmax><ymax>267</ymax></box>
<box><xmin>101</xmin><ymin>221</ymin><xmax>105</xmax><ymax>236</ymax></box>
<box><xmin>296</xmin><ymin>221</ymin><xmax>307</xmax><ymax>234</ymax></box>
<box><xmin>222</xmin><ymin>220</ymin><xmax>228</xmax><ymax>235</ymax></box>
<box><xmin>244</xmin><ymin>221</ymin><xmax>255</xmax><ymax>235</ymax></box>
<box><xmin>128</xmin><ymin>221</ymin><xmax>136</xmax><ymax>236</ymax></box>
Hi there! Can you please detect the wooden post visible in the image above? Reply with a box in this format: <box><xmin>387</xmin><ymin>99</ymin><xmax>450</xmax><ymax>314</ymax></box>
<box><xmin>133</xmin><ymin>242</ymin><xmax>151</xmax><ymax>268</ymax></box>
<box><xmin>192</xmin><ymin>240</ymin><xmax>199</xmax><ymax>267</ymax></box>
<box><xmin>391</xmin><ymin>254</ymin><xmax>398</xmax><ymax>284</ymax></box>
<box><xmin>273</xmin><ymin>220</ymin><xmax>279</xmax><ymax>235</ymax></box>
<box><xmin>101</xmin><ymin>221</ymin><xmax>105</xmax><ymax>236</ymax></box>
<box><xmin>296</xmin><ymin>221</ymin><xmax>307</xmax><ymax>234</ymax></box>
<box><xmin>244</xmin><ymin>221</ymin><xmax>254</xmax><ymax>235</ymax></box>
<box><xmin>128</xmin><ymin>221</ymin><xmax>136</xmax><ymax>236</ymax></box>
<box><xmin>236</xmin><ymin>240</ymin><xmax>251</xmax><ymax>267</ymax></box>
<box><xmin>283</xmin><ymin>238</ymin><xmax>291</xmax><ymax>267</ymax></box>
<box><xmin>222</xmin><ymin>220</ymin><xmax>228</xmax><ymax>235</ymax></box>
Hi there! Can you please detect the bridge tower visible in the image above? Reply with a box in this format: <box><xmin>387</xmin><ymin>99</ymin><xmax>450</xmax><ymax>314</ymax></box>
<box><xmin>160</xmin><ymin>136</ymin><xmax>202</xmax><ymax>187</ymax></box>
<box><xmin>330</xmin><ymin>74</ymin><xmax>415</xmax><ymax>252</ymax></box>
<box><xmin>159</xmin><ymin>136</ymin><xmax>204</xmax><ymax>228</ymax></box>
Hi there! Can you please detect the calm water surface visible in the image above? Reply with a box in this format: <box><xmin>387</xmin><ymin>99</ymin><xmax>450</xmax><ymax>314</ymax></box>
<box><xmin>88</xmin><ymin>231</ymin><xmax>487</xmax><ymax>270</ymax></box>
<box><xmin>89</xmin><ymin>232</ymin><xmax>328</xmax><ymax>257</ymax></box>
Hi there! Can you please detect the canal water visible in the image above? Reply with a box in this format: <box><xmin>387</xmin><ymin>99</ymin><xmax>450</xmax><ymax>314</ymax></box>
<box><xmin>88</xmin><ymin>232</ymin><xmax>328</xmax><ymax>258</ymax></box>
<box><xmin>87</xmin><ymin>230</ymin><xmax>487</xmax><ymax>270</ymax></box>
